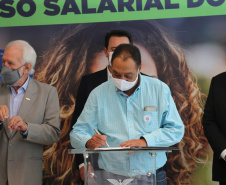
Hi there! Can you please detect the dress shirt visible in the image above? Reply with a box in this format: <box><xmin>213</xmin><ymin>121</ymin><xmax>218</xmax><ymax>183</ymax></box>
<box><xmin>78</xmin><ymin>67</ymin><xmax>112</xmax><ymax>170</ymax></box>
<box><xmin>70</xmin><ymin>74</ymin><xmax>184</xmax><ymax>175</ymax></box>
<box><xmin>9</xmin><ymin>77</ymin><xmax>29</xmax><ymax>135</ymax></box>
<box><xmin>0</xmin><ymin>77</ymin><xmax>30</xmax><ymax>134</ymax></box>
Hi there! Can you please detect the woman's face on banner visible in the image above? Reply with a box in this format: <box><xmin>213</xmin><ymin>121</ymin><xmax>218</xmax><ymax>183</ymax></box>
<box><xmin>87</xmin><ymin>43</ymin><xmax>158</xmax><ymax>78</ymax></box>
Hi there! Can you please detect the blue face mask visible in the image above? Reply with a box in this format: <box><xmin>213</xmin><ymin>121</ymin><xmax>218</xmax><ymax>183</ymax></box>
<box><xmin>0</xmin><ymin>65</ymin><xmax>23</xmax><ymax>85</ymax></box>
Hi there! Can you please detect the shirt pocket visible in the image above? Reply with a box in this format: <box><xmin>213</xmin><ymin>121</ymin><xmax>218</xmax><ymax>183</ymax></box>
<box><xmin>141</xmin><ymin>111</ymin><xmax>159</xmax><ymax>133</ymax></box>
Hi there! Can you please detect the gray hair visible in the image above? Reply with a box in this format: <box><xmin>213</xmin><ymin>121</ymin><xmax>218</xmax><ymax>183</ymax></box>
<box><xmin>5</xmin><ymin>40</ymin><xmax>37</xmax><ymax>75</ymax></box>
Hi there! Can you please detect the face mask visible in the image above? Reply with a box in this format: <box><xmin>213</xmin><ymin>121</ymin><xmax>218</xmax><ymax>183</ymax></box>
<box><xmin>112</xmin><ymin>73</ymin><xmax>139</xmax><ymax>91</ymax></box>
<box><xmin>0</xmin><ymin>65</ymin><xmax>24</xmax><ymax>85</ymax></box>
<box><xmin>107</xmin><ymin>51</ymin><xmax>113</xmax><ymax>65</ymax></box>
<box><xmin>107</xmin><ymin>67</ymin><xmax>112</xmax><ymax>80</ymax></box>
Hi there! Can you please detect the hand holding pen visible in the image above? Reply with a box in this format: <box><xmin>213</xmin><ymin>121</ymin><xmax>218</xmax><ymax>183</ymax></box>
<box><xmin>86</xmin><ymin>129</ymin><xmax>110</xmax><ymax>149</ymax></box>
<box><xmin>94</xmin><ymin>129</ymin><xmax>110</xmax><ymax>147</ymax></box>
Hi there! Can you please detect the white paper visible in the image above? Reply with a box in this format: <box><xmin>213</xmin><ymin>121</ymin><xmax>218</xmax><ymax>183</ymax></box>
<box><xmin>94</xmin><ymin>147</ymin><xmax>130</xmax><ymax>150</ymax></box>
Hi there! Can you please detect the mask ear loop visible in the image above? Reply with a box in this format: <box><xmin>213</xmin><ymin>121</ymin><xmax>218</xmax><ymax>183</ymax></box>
<box><xmin>18</xmin><ymin>63</ymin><xmax>27</xmax><ymax>78</ymax></box>
<box><xmin>107</xmin><ymin>50</ymin><xmax>113</xmax><ymax>66</ymax></box>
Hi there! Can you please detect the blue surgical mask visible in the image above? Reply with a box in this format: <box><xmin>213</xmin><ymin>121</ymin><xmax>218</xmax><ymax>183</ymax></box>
<box><xmin>0</xmin><ymin>65</ymin><xmax>23</xmax><ymax>85</ymax></box>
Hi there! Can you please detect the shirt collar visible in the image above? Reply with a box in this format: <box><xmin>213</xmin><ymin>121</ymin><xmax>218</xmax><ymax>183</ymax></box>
<box><xmin>21</xmin><ymin>76</ymin><xmax>30</xmax><ymax>91</ymax></box>
<box><xmin>8</xmin><ymin>76</ymin><xmax>30</xmax><ymax>92</ymax></box>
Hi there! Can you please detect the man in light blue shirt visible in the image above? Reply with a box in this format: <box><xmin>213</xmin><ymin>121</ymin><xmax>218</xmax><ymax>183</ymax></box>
<box><xmin>70</xmin><ymin>44</ymin><xmax>184</xmax><ymax>184</ymax></box>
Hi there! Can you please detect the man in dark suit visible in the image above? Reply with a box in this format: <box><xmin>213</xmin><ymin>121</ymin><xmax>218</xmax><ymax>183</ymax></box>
<box><xmin>71</xmin><ymin>30</ymin><xmax>133</xmax><ymax>183</ymax></box>
<box><xmin>203</xmin><ymin>72</ymin><xmax>226</xmax><ymax>185</ymax></box>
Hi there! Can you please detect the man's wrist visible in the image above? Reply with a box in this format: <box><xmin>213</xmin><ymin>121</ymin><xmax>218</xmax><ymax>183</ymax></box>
<box><xmin>140</xmin><ymin>137</ymin><xmax>148</xmax><ymax>146</ymax></box>
<box><xmin>79</xmin><ymin>162</ymin><xmax>91</xmax><ymax>169</ymax></box>
<box><xmin>79</xmin><ymin>163</ymin><xmax>85</xmax><ymax>169</ymax></box>
<box><xmin>20</xmin><ymin>123</ymin><xmax>29</xmax><ymax>138</ymax></box>
<box><xmin>22</xmin><ymin>122</ymin><xmax>28</xmax><ymax>132</ymax></box>
<box><xmin>86</xmin><ymin>139</ymin><xmax>91</xmax><ymax>148</ymax></box>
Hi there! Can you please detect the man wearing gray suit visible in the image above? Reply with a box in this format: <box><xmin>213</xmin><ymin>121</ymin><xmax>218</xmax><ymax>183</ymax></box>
<box><xmin>0</xmin><ymin>40</ymin><xmax>61</xmax><ymax>185</ymax></box>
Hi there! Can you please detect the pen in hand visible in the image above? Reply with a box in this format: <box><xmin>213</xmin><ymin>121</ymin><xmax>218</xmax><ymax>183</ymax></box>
<box><xmin>94</xmin><ymin>128</ymin><xmax>110</xmax><ymax>147</ymax></box>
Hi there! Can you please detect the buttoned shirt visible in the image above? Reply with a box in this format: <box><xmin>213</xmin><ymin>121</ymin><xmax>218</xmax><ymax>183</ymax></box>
<box><xmin>9</xmin><ymin>77</ymin><xmax>29</xmax><ymax>119</ymax></box>
<box><xmin>70</xmin><ymin>74</ymin><xmax>184</xmax><ymax>175</ymax></box>
<box><xmin>6</xmin><ymin>77</ymin><xmax>29</xmax><ymax>135</ymax></box>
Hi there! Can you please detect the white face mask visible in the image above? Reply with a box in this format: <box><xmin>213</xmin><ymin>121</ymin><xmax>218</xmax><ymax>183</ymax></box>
<box><xmin>112</xmin><ymin>73</ymin><xmax>139</xmax><ymax>91</ymax></box>
<box><xmin>107</xmin><ymin>51</ymin><xmax>113</xmax><ymax>65</ymax></box>
<box><xmin>107</xmin><ymin>67</ymin><xmax>112</xmax><ymax>80</ymax></box>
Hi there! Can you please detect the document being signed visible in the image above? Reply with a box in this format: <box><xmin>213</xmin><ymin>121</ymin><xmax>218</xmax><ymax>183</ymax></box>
<box><xmin>94</xmin><ymin>147</ymin><xmax>130</xmax><ymax>151</ymax></box>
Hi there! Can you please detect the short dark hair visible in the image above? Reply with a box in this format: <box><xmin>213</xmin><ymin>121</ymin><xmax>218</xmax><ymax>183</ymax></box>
<box><xmin>104</xmin><ymin>30</ymin><xmax>133</xmax><ymax>49</ymax></box>
<box><xmin>111</xmin><ymin>44</ymin><xmax>141</xmax><ymax>69</ymax></box>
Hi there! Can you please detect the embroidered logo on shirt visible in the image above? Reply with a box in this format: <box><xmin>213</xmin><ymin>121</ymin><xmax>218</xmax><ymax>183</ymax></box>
<box><xmin>144</xmin><ymin>115</ymin><xmax>151</xmax><ymax>123</ymax></box>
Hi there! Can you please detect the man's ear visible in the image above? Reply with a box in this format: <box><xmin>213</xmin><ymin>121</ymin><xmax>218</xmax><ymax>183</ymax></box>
<box><xmin>23</xmin><ymin>63</ymin><xmax>32</xmax><ymax>74</ymax></box>
<box><xmin>138</xmin><ymin>65</ymin><xmax>141</xmax><ymax>73</ymax></box>
<box><xmin>104</xmin><ymin>47</ymin><xmax>108</xmax><ymax>58</ymax></box>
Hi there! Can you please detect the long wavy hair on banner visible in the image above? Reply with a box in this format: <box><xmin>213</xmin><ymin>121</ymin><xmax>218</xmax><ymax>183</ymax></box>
<box><xmin>35</xmin><ymin>20</ymin><xmax>208</xmax><ymax>185</ymax></box>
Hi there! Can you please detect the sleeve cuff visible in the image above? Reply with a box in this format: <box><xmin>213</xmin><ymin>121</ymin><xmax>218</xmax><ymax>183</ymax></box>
<box><xmin>70</xmin><ymin>132</ymin><xmax>92</xmax><ymax>149</ymax></box>
<box><xmin>142</xmin><ymin>134</ymin><xmax>157</xmax><ymax>147</ymax></box>
<box><xmin>79</xmin><ymin>162</ymin><xmax>91</xmax><ymax>169</ymax></box>
<box><xmin>220</xmin><ymin>149</ymin><xmax>226</xmax><ymax>160</ymax></box>
<box><xmin>79</xmin><ymin>163</ymin><xmax>84</xmax><ymax>169</ymax></box>
<box><xmin>20</xmin><ymin>124</ymin><xmax>29</xmax><ymax>138</ymax></box>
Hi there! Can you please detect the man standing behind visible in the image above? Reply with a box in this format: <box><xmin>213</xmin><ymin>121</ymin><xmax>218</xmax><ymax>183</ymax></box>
<box><xmin>71</xmin><ymin>30</ymin><xmax>133</xmax><ymax>182</ymax></box>
<box><xmin>0</xmin><ymin>40</ymin><xmax>61</xmax><ymax>185</ymax></box>
<box><xmin>72</xmin><ymin>30</ymin><xmax>132</xmax><ymax>124</ymax></box>
<box><xmin>70</xmin><ymin>44</ymin><xmax>184</xmax><ymax>184</ymax></box>
<box><xmin>203</xmin><ymin>72</ymin><xmax>226</xmax><ymax>185</ymax></box>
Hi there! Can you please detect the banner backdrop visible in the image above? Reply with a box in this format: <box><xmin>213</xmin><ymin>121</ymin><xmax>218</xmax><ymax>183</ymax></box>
<box><xmin>1</xmin><ymin>0</ymin><xmax>226</xmax><ymax>27</ymax></box>
<box><xmin>1</xmin><ymin>1</ymin><xmax>226</xmax><ymax>185</ymax></box>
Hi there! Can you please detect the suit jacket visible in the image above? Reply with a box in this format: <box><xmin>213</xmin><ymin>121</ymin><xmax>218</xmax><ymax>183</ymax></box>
<box><xmin>71</xmin><ymin>68</ymin><xmax>108</xmax><ymax>168</ymax></box>
<box><xmin>0</xmin><ymin>78</ymin><xmax>61</xmax><ymax>185</ymax></box>
<box><xmin>203</xmin><ymin>72</ymin><xmax>226</xmax><ymax>182</ymax></box>
<box><xmin>71</xmin><ymin>68</ymin><xmax>108</xmax><ymax>125</ymax></box>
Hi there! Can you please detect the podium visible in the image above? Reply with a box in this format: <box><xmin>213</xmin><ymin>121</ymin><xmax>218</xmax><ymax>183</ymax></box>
<box><xmin>69</xmin><ymin>147</ymin><xmax>178</xmax><ymax>185</ymax></box>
